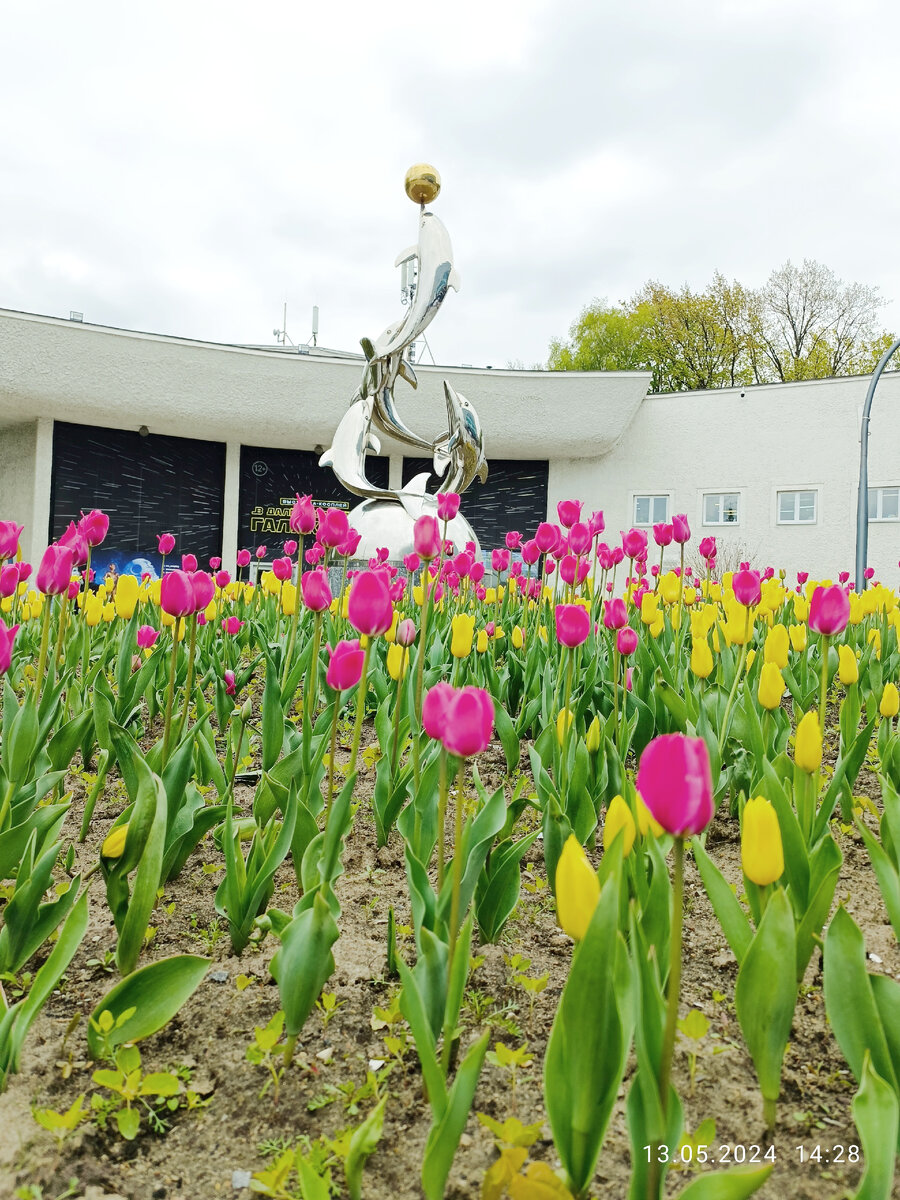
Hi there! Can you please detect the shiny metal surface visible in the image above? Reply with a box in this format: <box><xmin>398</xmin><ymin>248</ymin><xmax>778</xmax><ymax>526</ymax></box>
<box><xmin>320</xmin><ymin>168</ymin><xmax>487</xmax><ymax>552</ymax></box>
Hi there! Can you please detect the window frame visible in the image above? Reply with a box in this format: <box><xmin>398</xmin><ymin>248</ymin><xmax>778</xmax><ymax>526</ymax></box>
<box><xmin>867</xmin><ymin>484</ymin><xmax>900</xmax><ymax>523</ymax></box>
<box><xmin>701</xmin><ymin>490</ymin><xmax>742</xmax><ymax>528</ymax></box>
<box><xmin>776</xmin><ymin>488</ymin><xmax>818</xmax><ymax>526</ymax></box>
<box><xmin>631</xmin><ymin>492</ymin><xmax>672</xmax><ymax>527</ymax></box>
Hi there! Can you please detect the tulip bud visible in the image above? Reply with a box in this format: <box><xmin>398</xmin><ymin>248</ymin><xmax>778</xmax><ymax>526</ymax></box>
<box><xmin>757</xmin><ymin>661</ymin><xmax>785</xmax><ymax>710</ymax></box>
<box><xmin>837</xmin><ymin>644</ymin><xmax>858</xmax><ymax>685</ymax></box>
<box><xmin>635</xmin><ymin>734</ymin><xmax>713</xmax><ymax>836</ymax></box>
<box><xmin>789</xmin><ymin>624</ymin><xmax>807</xmax><ymax>653</ymax></box>
<box><xmin>603</xmin><ymin>795</ymin><xmax>636</xmax><ymax>857</ymax></box>
<box><xmin>386</xmin><ymin>642</ymin><xmax>407</xmax><ymax>681</ymax></box>
<box><xmin>880</xmin><ymin>682</ymin><xmax>900</xmax><ymax>719</ymax></box>
<box><xmin>690</xmin><ymin>637</ymin><xmax>714</xmax><ymax>679</ymax></box>
<box><xmin>741</xmin><ymin>796</ymin><xmax>784</xmax><ymax>886</ymax></box>
<box><xmin>555</xmin><ymin>835</ymin><xmax>599</xmax><ymax>941</ymax></box>
<box><xmin>436</xmin><ymin>492</ymin><xmax>461</xmax><ymax>521</ymax></box>
<box><xmin>450</xmin><ymin>612</ymin><xmax>476</xmax><ymax>658</ymax></box>
<box><xmin>809</xmin><ymin>585</ymin><xmax>850</xmax><ymax>636</ymax></box>
<box><xmin>101</xmin><ymin>824</ymin><xmax>129</xmax><ymax>859</ymax></box>
<box><xmin>0</xmin><ymin>622</ymin><xmax>19</xmax><ymax>675</ymax></box>
<box><xmin>556</xmin><ymin>707</ymin><xmax>574</xmax><ymax>747</ymax></box>
<box><xmin>794</xmin><ymin>711</ymin><xmax>822</xmax><ymax>773</ymax></box>
<box><xmin>586</xmin><ymin>715</ymin><xmax>601</xmax><ymax>753</ymax></box>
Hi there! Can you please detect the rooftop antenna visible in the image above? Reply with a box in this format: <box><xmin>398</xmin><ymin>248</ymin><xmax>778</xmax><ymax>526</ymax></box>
<box><xmin>310</xmin><ymin>305</ymin><xmax>318</xmax><ymax>348</ymax></box>
<box><xmin>273</xmin><ymin>301</ymin><xmax>296</xmax><ymax>347</ymax></box>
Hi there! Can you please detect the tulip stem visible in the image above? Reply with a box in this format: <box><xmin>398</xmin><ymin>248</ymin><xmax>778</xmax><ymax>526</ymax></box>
<box><xmin>412</xmin><ymin>569</ymin><xmax>435</xmax><ymax>788</ymax></box>
<box><xmin>612</xmin><ymin>646</ymin><xmax>621</xmax><ymax>756</ymax></box>
<box><xmin>390</xmin><ymin>651</ymin><xmax>407</xmax><ymax>784</ymax></box>
<box><xmin>161</xmin><ymin>616</ymin><xmax>182</xmax><ymax>767</ymax></box>
<box><xmin>440</xmin><ymin>757</ymin><xmax>466</xmax><ymax>1076</ymax></box>
<box><xmin>718</xmin><ymin>607</ymin><xmax>751</xmax><ymax>754</ymax></box>
<box><xmin>33</xmin><ymin>595</ymin><xmax>53</xmax><ymax>702</ymax></box>
<box><xmin>175</xmin><ymin>615</ymin><xmax>198</xmax><ymax>746</ymax></box>
<box><xmin>559</xmin><ymin>648</ymin><xmax>575</xmax><ymax>800</ymax></box>
<box><xmin>302</xmin><ymin>611</ymin><xmax>324</xmax><ymax>768</ymax></box>
<box><xmin>818</xmin><ymin>634</ymin><xmax>830</xmax><ymax>736</ymax></box>
<box><xmin>325</xmin><ymin>697</ymin><xmax>340</xmax><ymax>817</ymax></box>
<box><xmin>53</xmin><ymin>592</ymin><xmax>70</xmax><ymax>670</ymax></box>
<box><xmin>281</xmin><ymin>537</ymin><xmax>304</xmax><ymax>691</ymax></box>
<box><xmin>436</xmin><ymin>749</ymin><xmax>448</xmax><ymax>890</ymax></box>
<box><xmin>348</xmin><ymin>638</ymin><xmax>373</xmax><ymax>781</ymax></box>
<box><xmin>649</xmin><ymin>835</ymin><xmax>685</xmax><ymax>1200</ymax></box>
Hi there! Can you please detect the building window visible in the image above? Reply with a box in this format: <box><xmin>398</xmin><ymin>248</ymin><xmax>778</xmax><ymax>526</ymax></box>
<box><xmin>868</xmin><ymin>486</ymin><xmax>900</xmax><ymax>522</ymax></box>
<box><xmin>633</xmin><ymin>495</ymin><xmax>669</xmax><ymax>526</ymax></box>
<box><xmin>703</xmin><ymin>492</ymin><xmax>740</xmax><ymax>526</ymax></box>
<box><xmin>777</xmin><ymin>489</ymin><xmax>817</xmax><ymax>524</ymax></box>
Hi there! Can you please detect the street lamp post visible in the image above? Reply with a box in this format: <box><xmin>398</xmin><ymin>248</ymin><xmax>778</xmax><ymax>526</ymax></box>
<box><xmin>855</xmin><ymin>335</ymin><xmax>900</xmax><ymax>592</ymax></box>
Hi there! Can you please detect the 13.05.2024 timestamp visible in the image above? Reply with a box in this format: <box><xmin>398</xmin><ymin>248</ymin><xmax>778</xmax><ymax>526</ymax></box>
<box><xmin>643</xmin><ymin>1145</ymin><xmax>777</xmax><ymax>1165</ymax></box>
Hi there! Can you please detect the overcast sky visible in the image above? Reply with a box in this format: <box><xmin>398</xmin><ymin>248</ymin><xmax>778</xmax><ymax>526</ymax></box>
<box><xmin>2</xmin><ymin>0</ymin><xmax>899</xmax><ymax>370</ymax></box>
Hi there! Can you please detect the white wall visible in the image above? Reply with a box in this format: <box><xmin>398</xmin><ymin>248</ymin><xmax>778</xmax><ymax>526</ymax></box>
<box><xmin>549</xmin><ymin>373</ymin><xmax>900</xmax><ymax>584</ymax></box>
<box><xmin>0</xmin><ymin>418</ymin><xmax>53</xmax><ymax>565</ymax></box>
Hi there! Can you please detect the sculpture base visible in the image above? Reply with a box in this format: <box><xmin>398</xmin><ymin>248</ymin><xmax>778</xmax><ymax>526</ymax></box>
<box><xmin>347</xmin><ymin>497</ymin><xmax>481</xmax><ymax>566</ymax></box>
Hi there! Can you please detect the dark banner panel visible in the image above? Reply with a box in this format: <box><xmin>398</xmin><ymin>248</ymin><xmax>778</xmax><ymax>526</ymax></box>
<box><xmin>239</xmin><ymin>446</ymin><xmax>389</xmax><ymax>560</ymax></box>
<box><xmin>402</xmin><ymin>457</ymin><xmax>549</xmax><ymax>553</ymax></box>
<box><xmin>51</xmin><ymin>423</ymin><xmax>225</xmax><ymax>579</ymax></box>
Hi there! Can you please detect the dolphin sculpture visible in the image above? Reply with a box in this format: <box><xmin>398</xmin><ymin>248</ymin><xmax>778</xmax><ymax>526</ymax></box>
<box><xmin>434</xmin><ymin>381</ymin><xmax>488</xmax><ymax>495</ymax></box>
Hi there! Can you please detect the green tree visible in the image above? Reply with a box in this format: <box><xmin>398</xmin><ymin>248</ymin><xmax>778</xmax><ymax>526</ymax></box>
<box><xmin>548</xmin><ymin>300</ymin><xmax>657</xmax><ymax>377</ymax></box>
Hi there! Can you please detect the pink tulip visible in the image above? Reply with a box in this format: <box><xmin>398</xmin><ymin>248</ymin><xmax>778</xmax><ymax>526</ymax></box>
<box><xmin>74</xmin><ymin>509</ymin><xmax>108</xmax><ymax>548</ymax></box>
<box><xmin>588</xmin><ymin>510</ymin><xmax>605</xmax><ymax>537</ymax></box>
<box><xmin>476</xmin><ymin>584</ymin><xmax>487</xmax><ymax>600</ymax></box>
<box><xmin>338</xmin><ymin>530</ymin><xmax>362</xmax><ymax>558</ymax></box>
<box><xmin>306</xmin><ymin>545</ymin><xmax>324</xmax><ymax>565</ymax></box>
<box><xmin>838</xmin><ymin>571</ymin><xmax>849</xmax><ymax>584</ymax></box>
<box><xmin>67</xmin><ymin>579</ymin><xmax>80</xmax><ymax>600</ymax></box>
<box><xmin>191</xmin><ymin>571</ymin><xmax>215</xmax><ymax>611</ymax></box>
<box><xmin>256</xmin><ymin>546</ymin><xmax>267</xmax><ymax>558</ymax></box>
<box><xmin>413</xmin><ymin>515</ymin><xmax>442</xmax><ymax>561</ymax></box>
<box><xmin>224</xmin><ymin>669</ymin><xmax>236</xmax><ymax>695</ymax></box>
<box><xmin>0</xmin><ymin>622</ymin><xmax>19</xmax><ymax>674</ymax></box>
<box><xmin>603</xmin><ymin>598</ymin><xmax>628</xmax><ymax>630</ymax></box>
<box><xmin>17</xmin><ymin>562</ymin><xmax>31</xmax><ymax>584</ymax></box>
<box><xmin>521</xmin><ymin>539</ymin><xmax>540</xmax><ymax>565</ymax></box>
<box><xmin>616</xmin><ymin>626</ymin><xmax>638</xmax><ymax>656</ymax></box>
<box><xmin>0</xmin><ymin>565</ymin><xmax>19</xmax><ymax>598</ymax></box>
<box><xmin>0</xmin><ymin>521</ymin><xmax>24</xmax><ymax>561</ymax></box>
<box><xmin>565</xmin><ymin>523</ymin><xmax>589</xmax><ymax>556</ymax></box>
<box><xmin>396</xmin><ymin>618</ymin><xmax>417</xmax><ymax>646</ymax></box>
<box><xmin>864</xmin><ymin>567</ymin><xmax>875</xmax><ymax>580</ymax></box>
<box><xmin>390</xmin><ymin>579</ymin><xmax>407</xmax><ymax>603</ymax></box>
<box><xmin>182</xmin><ymin>554</ymin><xmax>198</xmax><ymax>573</ymax></box>
<box><xmin>283</xmin><ymin>540</ymin><xmax>298</xmax><ymax>557</ymax></box>
<box><xmin>157</xmin><ymin>533</ymin><xmax>176</xmax><ymax>555</ymax></box>
<box><xmin>610</xmin><ymin>545</ymin><xmax>624</xmax><ymax>566</ymax></box>
<box><xmin>621</xmin><ymin>528</ymin><xmax>648</xmax><ymax>559</ymax></box>
<box><xmin>453</xmin><ymin>551</ymin><xmax>473</xmax><ymax>578</ymax></box>
<box><xmin>698</xmin><ymin>536</ymin><xmax>716</xmax><ymax>561</ymax></box>
<box><xmin>732</xmin><ymin>568</ymin><xmax>761</xmax><ymax>608</ymax></box>
<box><xmin>808</xmin><ymin>585</ymin><xmax>851</xmax><ymax>635</ymax></box>
<box><xmin>236</xmin><ymin>549</ymin><xmax>251</xmax><ymax>568</ymax></box>
<box><xmin>58</xmin><ymin>522</ymin><xmax>89</xmax><ymax>567</ymax></box>
<box><xmin>671</xmin><ymin>514</ymin><xmax>690</xmax><ymax>544</ymax></box>
<box><xmin>301</xmin><ymin>570</ymin><xmax>333</xmax><ymax>612</ymax></box>
<box><xmin>505</xmin><ymin>531</ymin><xmax>522</xmax><ymax>550</ymax></box>
<box><xmin>555</xmin><ymin>604</ymin><xmax>590</xmax><ymax>647</ymax></box>
<box><xmin>290</xmin><ymin>493</ymin><xmax>316</xmax><ymax>535</ymax></box>
<box><xmin>160</xmin><ymin>569</ymin><xmax>195</xmax><ymax>618</ymax></box>
<box><xmin>37</xmin><ymin>543</ymin><xmax>75</xmax><ymax>596</ymax></box>
<box><xmin>215</xmin><ymin>570</ymin><xmax>231</xmax><ymax>588</ymax></box>
<box><xmin>470</xmin><ymin>561</ymin><xmax>485</xmax><ymax>585</ymax></box>
<box><xmin>437</xmin><ymin>492</ymin><xmax>461</xmax><ymax>520</ymax></box>
<box><xmin>440</xmin><ymin>686</ymin><xmax>495</xmax><ymax>757</ymax></box>
<box><xmin>136</xmin><ymin>625</ymin><xmax>159</xmax><ymax>649</ymax></box>
<box><xmin>491</xmin><ymin>548</ymin><xmax>510</xmax><ymax>573</ymax></box>
<box><xmin>636</xmin><ymin>734</ymin><xmax>714</xmax><ymax>836</ymax></box>
<box><xmin>319</xmin><ymin>508</ymin><xmax>350</xmax><ymax>549</ymax></box>
<box><xmin>510</xmin><ymin>562</ymin><xmax>522</xmax><ymax>579</ymax></box>
<box><xmin>209</xmin><ymin>556</ymin><xmax>222</xmax><ymax>570</ymax></box>
<box><xmin>557</xmin><ymin>499</ymin><xmax>582</xmax><ymax>528</ymax></box>
<box><xmin>403</xmin><ymin>553</ymin><xmax>421</xmax><ymax>573</ymax></box>
<box><xmin>348</xmin><ymin>570</ymin><xmax>393</xmax><ymax>637</ymax></box>
<box><xmin>326</xmin><ymin>639</ymin><xmax>365</xmax><ymax>690</ymax></box>
<box><xmin>535</xmin><ymin>523</ymin><xmax>558</xmax><ymax>553</ymax></box>
<box><xmin>626</xmin><ymin>667</ymin><xmax>634</xmax><ymax>692</ymax></box>
<box><xmin>653</xmin><ymin>522</ymin><xmax>673</xmax><ymax>547</ymax></box>
<box><xmin>423</xmin><ymin>682</ymin><xmax>456</xmax><ymax>739</ymax></box>
<box><xmin>272</xmin><ymin>556</ymin><xmax>293</xmax><ymax>581</ymax></box>
<box><xmin>222</xmin><ymin>616</ymin><xmax>243</xmax><ymax>635</ymax></box>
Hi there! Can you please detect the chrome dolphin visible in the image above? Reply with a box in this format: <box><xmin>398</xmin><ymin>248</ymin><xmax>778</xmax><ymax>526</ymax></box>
<box><xmin>318</xmin><ymin>393</ymin><xmax>431</xmax><ymax>508</ymax></box>
<box><xmin>434</xmin><ymin>381</ymin><xmax>488</xmax><ymax>495</ymax></box>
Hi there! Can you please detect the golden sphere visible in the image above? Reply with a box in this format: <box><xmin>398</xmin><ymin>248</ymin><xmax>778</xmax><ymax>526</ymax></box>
<box><xmin>404</xmin><ymin>163</ymin><xmax>441</xmax><ymax>205</ymax></box>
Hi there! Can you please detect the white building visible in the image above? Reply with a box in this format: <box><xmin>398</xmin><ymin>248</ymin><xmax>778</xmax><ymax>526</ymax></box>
<box><xmin>0</xmin><ymin>306</ymin><xmax>897</xmax><ymax>585</ymax></box>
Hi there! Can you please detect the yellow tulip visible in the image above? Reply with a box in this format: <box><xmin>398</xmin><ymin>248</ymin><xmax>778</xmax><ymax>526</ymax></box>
<box><xmin>603</xmin><ymin>795</ymin><xmax>636</xmax><ymax>857</ymax></box>
<box><xmin>880</xmin><ymin>682</ymin><xmax>899</xmax><ymax>719</ymax></box>
<box><xmin>690</xmin><ymin>637</ymin><xmax>714</xmax><ymax>679</ymax></box>
<box><xmin>745</xmin><ymin>648</ymin><xmax>756</xmax><ymax>671</ymax></box>
<box><xmin>650</xmin><ymin>613</ymin><xmax>665</xmax><ymax>638</ymax></box>
<box><xmin>476</xmin><ymin>629</ymin><xmax>489</xmax><ymax>654</ymax></box>
<box><xmin>793</xmin><ymin>594</ymin><xmax>809</xmax><ymax>622</ymax></box>
<box><xmin>484</xmin><ymin>587</ymin><xmax>497</xmax><ymax>605</ymax></box>
<box><xmin>586</xmin><ymin>715</ymin><xmax>601</xmax><ymax>753</ymax></box>
<box><xmin>102</xmin><ymin>602</ymin><xmax>116</xmax><ymax>623</ymax></box>
<box><xmin>556</xmin><ymin>707</ymin><xmax>575</xmax><ymax>746</ymax></box>
<box><xmin>683</xmin><ymin>586</ymin><xmax>697</xmax><ymax>607</ymax></box>
<box><xmin>659</xmin><ymin>572</ymin><xmax>680</xmax><ymax>606</ymax></box>
<box><xmin>848</xmin><ymin>594</ymin><xmax>864</xmax><ymax>626</ymax></box>
<box><xmin>789</xmin><ymin>624</ymin><xmax>807</xmax><ymax>653</ymax></box>
<box><xmin>386</xmin><ymin>642</ymin><xmax>407</xmax><ymax>681</ymax></box>
<box><xmin>204</xmin><ymin>599</ymin><xmax>218</xmax><ymax>621</ymax></box>
<box><xmin>640</xmin><ymin>592</ymin><xmax>659</xmax><ymax>625</ymax></box>
<box><xmin>413</xmin><ymin>585</ymin><xmax>425</xmax><ymax>606</ymax></box>
<box><xmin>114</xmin><ymin>574</ymin><xmax>139</xmax><ymax>619</ymax></box>
<box><xmin>867</xmin><ymin>628</ymin><xmax>881</xmax><ymax>660</ymax></box>
<box><xmin>837</xmin><ymin>644</ymin><xmax>858</xmax><ymax>685</ymax></box>
<box><xmin>384</xmin><ymin>611</ymin><xmax>400</xmax><ymax>643</ymax></box>
<box><xmin>757</xmin><ymin>661</ymin><xmax>784</xmax><ymax>710</ymax></box>
<box><xmin>764</xmin><ymin>625</ymin><xmax>789</xmax><ymax>669</ymax></box>
<box><xmin>795</xmin><ymin>710</ymin><xmax>822</xmax><ymax>773</ymax></box>
<box><xmin>511</xmin><ymin>625</ymin><xmax>524</xmax><ymax>650</ymax></box>
<box><xmin>85</xmin><ymin>595</ymin><xmax>103</xmax><ymax>627</ymax></box>
<box><xmin>281</xmin><ymin>582</ymin><xmax>296</xmax><ymax>616</ymax></box>
<box><xmin>635</xmin><ymin>792</ymin><xmax>664</xmax><ymax>838</ymax></box>
<box><xmin>538</xmin><ymin>624</ymin><xmax>548</xmax><ymax>643</ymax></box>
<box><xmin>741</xmin><ymin>796</ymin><xmax>784</xmax><ymax>886</ymax></box>
<box><xmin>555</xmin><ymin>835</ymin><xmax>600</xmax><ymax>941</ymax></box>
<box><xmin>101</xmin><ymin>824</ymin><xmax>128</xmax><ymax>859</ymax></box>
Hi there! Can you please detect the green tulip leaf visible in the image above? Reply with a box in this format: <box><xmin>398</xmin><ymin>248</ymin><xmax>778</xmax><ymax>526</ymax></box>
<box><xmin>851</xmin><ymin>1053</ymin><xmax>899</xmax><ymax>1198</ymax></box>
<box><xmin>87</xmin><ymin>954</ymin><xmax>211</xmax><ymax>1059</ymax></box>
<box><xmin>674</xmin><ymin>1163</ymin><xmax>773</xmax><ymax>1199</ymax></box>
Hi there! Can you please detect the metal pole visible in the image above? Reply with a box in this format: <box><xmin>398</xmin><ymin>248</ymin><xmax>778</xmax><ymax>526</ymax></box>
<box><xmin>855</xmin><ymin>336</ymin><xmax>900</xmax><ymax>591</ymax></box>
